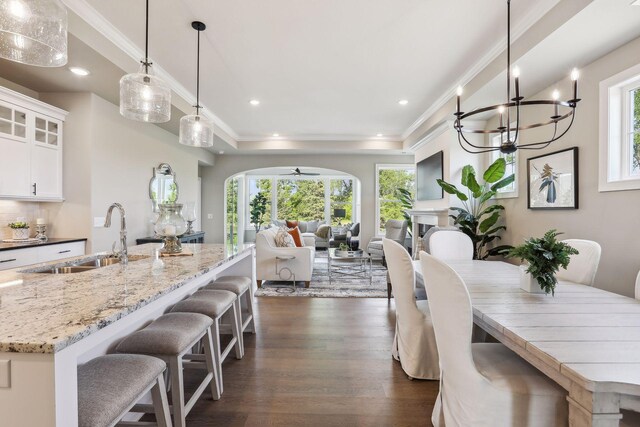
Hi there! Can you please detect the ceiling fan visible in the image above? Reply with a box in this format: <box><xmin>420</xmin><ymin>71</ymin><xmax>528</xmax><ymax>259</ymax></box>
<box><xmin>281</xmin><ymin>168</ymin><xmax>320</xmax><ymax>176</ymax></box>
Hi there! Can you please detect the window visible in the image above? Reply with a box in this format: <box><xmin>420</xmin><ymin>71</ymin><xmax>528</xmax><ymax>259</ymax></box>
<box><xmin>491</xmin><ymin>133</ymin><xmax>518</xmax><ymax>198</ymax></box>
<box><xmin>225</xmin><ymin>177</ymin><xmax>240</xmax><ymax>248</ymax></box>
<box><xmin>330</xmin><ymin>179</ymin><xmax>353</xmax><ymax>225</ymax></box>
<box><xmin>276</xmin><ymin>179</ymin><xmax>326</xmax><ymax>222</ymax></box>
<box><xmin>599</xmin><ymin>63</ymin><xmax>640</xmax><ymax>192</ymax></box>
<box><xmin>376</xmin><ymin>165</ymin><xmax>415</xmax><ymax>235</ymax></box>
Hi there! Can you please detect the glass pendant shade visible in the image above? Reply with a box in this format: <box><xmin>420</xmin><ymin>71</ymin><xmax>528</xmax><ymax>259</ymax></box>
<box><xmin>0</xmin><ymin>0</ymin><xmax>68</xmax><ymax>67</ymax></box>
<box><xmin>119</xmin><ymin>62</ymin><xmax>171</xmax><ymax>123</ymax></box>
<box><xmin>179</xmin><ymin>113</ymin><xmax>214</xmax><ymax>147</ymax></box>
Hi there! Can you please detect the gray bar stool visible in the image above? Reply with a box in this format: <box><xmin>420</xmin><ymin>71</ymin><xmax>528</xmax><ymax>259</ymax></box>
<box><xmin>204</xmin><ymin>276</ymin><xmax>256</xmax><ymax>345</ymax></box>
<box><xmin>116</xmin><ymin>313</ymin><xmax>219</xmax><ymax>427</ymax></box>
<box><xmin>77</xmin><ymin>354</ymin><xmax>172</xmax><ymax>427</ymax></box>
<box><xmin>170</xmin><ymin>289</ymin><xmax>242</xmax><ymax>394</ymax></box>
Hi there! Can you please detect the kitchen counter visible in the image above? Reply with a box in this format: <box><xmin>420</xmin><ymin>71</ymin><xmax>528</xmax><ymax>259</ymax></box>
<box><xmin>0</xmin><ymin>243</ymin><xmax>253</xmax><ymax>354</ymax></box>
<box><xmin>0</xmin><ymin>237</ymin><xmax>87</xmax><ymax>252</ymax></box>
<box><xmin>0</xmin><ymin>242</ymin><xmax>255</xmax><ymax>427</ymax></box>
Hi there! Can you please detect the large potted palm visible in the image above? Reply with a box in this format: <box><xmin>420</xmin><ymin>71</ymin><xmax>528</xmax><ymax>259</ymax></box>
<box><xmin>436</xmin><ymin>158</ymin><xmax>514</xmax><ymax>259</ymax></box>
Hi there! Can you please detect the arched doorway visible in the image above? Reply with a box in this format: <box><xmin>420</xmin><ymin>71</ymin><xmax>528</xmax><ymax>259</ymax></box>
<box><xmin>224</xmin><ymin>167</ymin><xmax>362</xmax><ymax>247</ymax></box>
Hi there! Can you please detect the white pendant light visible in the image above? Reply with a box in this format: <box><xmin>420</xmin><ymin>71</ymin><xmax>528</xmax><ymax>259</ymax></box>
<box><xmin>0</xmin><ymin>0</ymin><xmax>68</xmax><ymax>67</ymax></box>
<box><xmin>179</xmin><ymin>21</ymin><xmax>214</xmax><ymax>147</ymax></box>
<box><xmin>119</xmin><ymin>0</ymin><xmax>171</xmax><ymax>123</ymax></box>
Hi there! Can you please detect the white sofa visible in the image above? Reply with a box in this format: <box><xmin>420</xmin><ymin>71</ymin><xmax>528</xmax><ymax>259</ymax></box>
<box><xmin>255</xmin><ymin>227</ymin><xmax>316</xmax><ymax>288</ymax></box>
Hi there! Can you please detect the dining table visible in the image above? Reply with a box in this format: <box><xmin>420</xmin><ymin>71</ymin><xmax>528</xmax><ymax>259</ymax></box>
<box><xmin>414</xmin><ymin>259</ymin><xmax>640</xmax><ymax>427</ymax></box>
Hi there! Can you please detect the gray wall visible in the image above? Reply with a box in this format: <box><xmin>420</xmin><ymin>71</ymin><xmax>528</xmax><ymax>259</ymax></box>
<box><xmin>201</xmin><ymin>154</ymin><xmax>415</xmax><ymax>249</ymax></box>
<box><xmin>486</xmin><ymin>36</ymin><xmax>640</xmax><ymax>297</ymax></box>
<box><xmin>39</xmin><ymin>92</ymin><xmax>215</xmax><ymax>252</ymax></box>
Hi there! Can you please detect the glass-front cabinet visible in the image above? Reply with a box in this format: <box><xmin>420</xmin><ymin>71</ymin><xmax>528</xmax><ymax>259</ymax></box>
<box><xmin>0</xmin><ymin>87</ymin><xmax>66</xmax><ymax>201</ymax></box>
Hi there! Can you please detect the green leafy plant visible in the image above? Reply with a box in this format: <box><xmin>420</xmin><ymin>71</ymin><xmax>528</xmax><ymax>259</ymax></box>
<box><xmin>249</xmin><ymin>191</ymin><xmax>269</xmax><ymax>233</ymax></box>
<box><xmin>8</xmin><ymin>222</ymin><xmax>29</xmax><ymax>229</ymax></box>
<box><xmin>396</xmin><ymin>187</ymin><xmax>414</xmax><ymax>236</ymax></box>
<box><xmin>437</xmin><ymin>158</ymin><xmax>515</xmax><ymax>259</ymax></box>
<box><xmin>338</xmin><ymin>243</ymin><xmax>350</xmax><ymax>251</ymax></box>
<box><xmin>507</xmin><ymin>229</ymin><xmax>579</xmax><ymax>295</ymax></box>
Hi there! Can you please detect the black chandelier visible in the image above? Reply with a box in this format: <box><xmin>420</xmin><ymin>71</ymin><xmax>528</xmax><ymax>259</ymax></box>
<box><xmin>454</xmin><ymin>0</ymin><xmax>581</xmax><ymax>154</ymax></box>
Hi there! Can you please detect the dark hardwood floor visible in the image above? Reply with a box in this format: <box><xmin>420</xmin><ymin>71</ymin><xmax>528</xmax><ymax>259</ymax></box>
<box><xmin>184</xmin><ymin>297</ymin><xmax>439</xmax><ymax>426</ymax></box>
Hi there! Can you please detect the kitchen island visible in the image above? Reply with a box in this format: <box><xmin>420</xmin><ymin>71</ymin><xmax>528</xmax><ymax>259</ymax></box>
<box><xmin>0</xmin><ymin>243</ymin><xmax>255</xmax><ymax>427</ymax></box>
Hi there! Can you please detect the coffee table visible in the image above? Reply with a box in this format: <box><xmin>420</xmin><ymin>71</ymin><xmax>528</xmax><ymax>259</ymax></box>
<box><xmin>328</xmin><ymin>248</ymin><xmax>372</xmax><ymax>285</ymax></box>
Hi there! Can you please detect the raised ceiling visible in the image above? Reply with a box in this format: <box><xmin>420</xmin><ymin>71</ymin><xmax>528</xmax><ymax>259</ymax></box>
<box><xmin>77</xmin><ymin>0</ymin><xmax>559</xmax><ymax>142</ymax></box>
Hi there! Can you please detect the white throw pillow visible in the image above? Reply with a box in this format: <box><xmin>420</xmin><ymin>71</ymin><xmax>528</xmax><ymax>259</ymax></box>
<box><xmin>274</xmin><ymin>227</ymin><xmax>295</xmax><ymax>247</ymax></box>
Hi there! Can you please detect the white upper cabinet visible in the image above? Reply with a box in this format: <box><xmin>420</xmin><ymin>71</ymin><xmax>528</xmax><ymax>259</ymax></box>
<box><xmin>0</xmin><ymin>87</ymin><xmax>67</xmax><ymax>201</ymax></box>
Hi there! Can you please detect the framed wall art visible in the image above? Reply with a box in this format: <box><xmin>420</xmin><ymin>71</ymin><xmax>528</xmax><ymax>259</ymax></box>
<box><xmin>527</xmin><ymin>147</ymin><xmax>579</xmax><ymax>209</ymax></box>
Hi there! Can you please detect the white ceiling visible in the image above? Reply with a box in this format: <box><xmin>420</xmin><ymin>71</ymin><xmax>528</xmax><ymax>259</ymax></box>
<box><xmin>78</xmin><ymin>0</ymin><xmax>559</xmax><ymax>141</ymax></box>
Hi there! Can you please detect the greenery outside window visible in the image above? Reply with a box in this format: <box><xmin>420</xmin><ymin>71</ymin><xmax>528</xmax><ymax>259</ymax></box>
<box><xmin>248</xmin><ymin>178</ymin><xmax>272</xmax><ymax>227</ymax></box>
<box><xmin>376</xmin><ymin>165</ymin><xmax>415</xmax><ymax>235</ymax></box>
<box><xmin>330</xmin><ymin>179</ymin><xmax>353</xmax><ymax>225</ymax></box>
<box><xmin>276</xmin><ymin>179</ymin><xmax>326</xmax><ymax>222</ymax></box>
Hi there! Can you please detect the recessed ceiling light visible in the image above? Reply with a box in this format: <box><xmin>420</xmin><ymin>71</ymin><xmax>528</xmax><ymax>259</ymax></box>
<box><xmin>218</xmin><ymin>150</ymin><xmax>224</xmax><ymax>155</ymax></box>
<box><xmin>398</xmin><ymin>99</ymin><xmax>408</xmax><ymax>105</ymax></box>
<box><xmin>272</xmin><ymin>133</ymin><xmax>280</xmax><ymax>137</ymax></box>
<box><xmin>249</xmin><ymin>99</ymin><xmax>260</xmax><ymax>106</ymax></box>
<box><xmin>376</xmin><ymin>133</ymin><xmax>383</xmax><ymax>137</ymax></box>
<box><xmin>69</xmin><ymin>67</ymin><xmax>90</xmax><ymax>76</ymax></box>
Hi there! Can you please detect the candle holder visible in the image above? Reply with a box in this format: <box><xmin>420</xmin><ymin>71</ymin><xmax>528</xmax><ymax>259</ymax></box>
<box><xmin>182</xmin><ymin>202</ymin><xmax>197</xmax><ymax>235</ymax></box>
<box><xmin>35</xmin><ymin>224</ymin><xmax>48</xmax><ymax>241</ymax></box>
<box><xmin>154</xmin><ymin>203</ymin><xmax>187</xmax><ymax>254</ymax></box>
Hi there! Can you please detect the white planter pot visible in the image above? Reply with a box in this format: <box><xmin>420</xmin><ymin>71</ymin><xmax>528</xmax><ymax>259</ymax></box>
<box><xmin>519</xmin><ymin>265</ymin><xmax>545</xmax><ymax>294</ymax></box>
<box><xmin>12</xmin><ymin>228</ymin><xmax>30</xmax><ymax>240</ymax></box>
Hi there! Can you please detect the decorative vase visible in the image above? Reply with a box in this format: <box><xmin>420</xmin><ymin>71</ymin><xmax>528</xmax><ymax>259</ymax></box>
<box><xmin>154</xmin><ymin>203</ymin><xmax>187</xmax><ymax>254</ymax></box>
<box><xmin>12</xmin><ymin>228</ymin><xmax>29</xmax><ymax>240</ymax></box>
<box><xmin>519</xmin><ymin>265</ymin><xmax>545</xmax><ymax>294</ymax></box>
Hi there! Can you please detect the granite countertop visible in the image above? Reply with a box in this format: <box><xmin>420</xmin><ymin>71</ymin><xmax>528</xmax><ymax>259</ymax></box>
<box><xmin>0</xmin><ymin>243</ymin><xmax>254</xmax><ymax>354</ymax></box>
<box><xmin>0</xmin><ymin>237</ymin><xmax>88</xmax><ymax>252</ymax></box>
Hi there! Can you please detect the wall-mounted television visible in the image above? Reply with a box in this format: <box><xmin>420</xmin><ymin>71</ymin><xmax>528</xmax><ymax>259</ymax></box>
<box><xmin>416</xmin><ymin>151</ymin><xmax>444</xmax><ymax>201</ymax></box>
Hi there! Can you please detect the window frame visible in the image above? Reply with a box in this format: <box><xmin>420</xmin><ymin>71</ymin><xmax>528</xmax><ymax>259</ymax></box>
<box><xmin>244</xmin><ymin>175</ymin><xmax>357</xmax><ymax>230</ymax></box>
<box><xmin>490</xmin><ymin>133</ymin><xmax>519</xmax><ymax>199</ymax></box>
<box><xmin>599</xmin><ymin>62</ymin><xmax>640</xmax><ymax>192</ymax></box>
<box><xmin>375</xmin><ymin>164</ymin><xmax>416</xmax><ymax>236</ymax></box>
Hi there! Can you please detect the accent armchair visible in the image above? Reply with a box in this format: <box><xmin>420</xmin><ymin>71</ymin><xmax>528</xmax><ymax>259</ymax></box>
<box><xmin>255</xmin><ymin>227</ymin><xmax>315</xmax><ymax>288</ymax></box>
<box><xmin>367</xmin><ymin>219</ymin><xmax>408</xmax><ymax>262</ymax></box>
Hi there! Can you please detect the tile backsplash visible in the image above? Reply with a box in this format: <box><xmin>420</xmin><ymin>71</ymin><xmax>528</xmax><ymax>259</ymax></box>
<box><xmin>0</xmin><ymin>201</ymin><xmax>54</xmax><ymax>240</ymax></box>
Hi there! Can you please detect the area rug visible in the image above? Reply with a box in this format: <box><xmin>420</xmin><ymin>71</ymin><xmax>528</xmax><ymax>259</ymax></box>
<box><xmin>255</xmin><ymin>250</ymin><xmax>389</xmax><ymax>298</ymax></box>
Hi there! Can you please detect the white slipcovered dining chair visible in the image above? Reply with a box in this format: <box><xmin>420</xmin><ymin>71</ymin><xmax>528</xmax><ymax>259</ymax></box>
<box><xmin>420</xmin><ymin>251</ymin><xmax>568</xmax><ymax>427</ymax></box>
<box><xmin>428</xmin><ymin>229</ymin><xmax>474</xmax><ymax>260</ymax></box>
<box><xmin>384</xmin><ymin>238</ymin><xmax>439</xmax><ymax>380</ymax></box>
<box><xmin>557</xmin><ymin>239</ymin><xmax>601</xmax><ymax>286</ymax></box>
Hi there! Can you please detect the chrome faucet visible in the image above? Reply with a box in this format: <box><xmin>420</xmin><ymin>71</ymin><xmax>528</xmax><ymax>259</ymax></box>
<box><xmin>104</xmin><ymin>203</ymin><xmax>128</xmax><ymax>265</ymax></box>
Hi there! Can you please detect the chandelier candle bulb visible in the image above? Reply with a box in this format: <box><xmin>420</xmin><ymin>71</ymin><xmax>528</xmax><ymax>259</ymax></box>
<box><xmin>513</xmin><ymin>66</ymin><xmax>520</xmax><ymax>100</ymax></box>
<box><xmin>498</xmin><ymin>106</ymin><xmax>505</xmax><ymax>129</ymax></box>
<box><xmin>456</xmin><ymin>86</ymin><xmax>463</xmax><ymax>114</ymax></box>
<box><xmin>571</xmin><ymin>68</ymin><xmax>579</xmax><ymax>101</ymax></box>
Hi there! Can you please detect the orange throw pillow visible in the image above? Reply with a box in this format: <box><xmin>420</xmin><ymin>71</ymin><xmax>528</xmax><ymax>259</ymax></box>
<box><xmin>286</xmin><ymin>220</ymin><xmax>299</xmax><ymax>229</ymax></box>
<box><xmin>287</xmin><ymin>227</ymin><xmax>304</xmax><ymax>247</ymax></box>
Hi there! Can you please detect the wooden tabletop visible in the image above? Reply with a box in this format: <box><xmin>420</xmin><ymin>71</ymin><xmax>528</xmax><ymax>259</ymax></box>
<box><xmin>414</xmin><ymin>259</ymin><xmax>640</xmax><ymax>402</ymax></box>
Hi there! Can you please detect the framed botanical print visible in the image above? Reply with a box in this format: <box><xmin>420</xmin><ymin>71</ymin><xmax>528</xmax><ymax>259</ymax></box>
<box><xmin>527</xmin><ymin>147</ymin><xmax>579</xmax><ymax>209</ymax></box>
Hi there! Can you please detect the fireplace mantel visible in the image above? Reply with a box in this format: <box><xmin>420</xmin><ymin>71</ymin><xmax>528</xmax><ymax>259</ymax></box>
<box><xmin>406</xmin><ymin>208</ymin><xmax>450</xmax><ymax>250</ymax></box>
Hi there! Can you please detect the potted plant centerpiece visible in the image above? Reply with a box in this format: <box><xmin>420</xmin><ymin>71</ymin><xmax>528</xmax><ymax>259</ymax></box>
<box><xmin>8</xmin><ymin>221</ymin><xmax>30</xmax><ymax>240</ymax></box>
<box><xmin>508</xmin><ymin>229</ymin><xmax>579</xmax><ymax>295</ymax></box>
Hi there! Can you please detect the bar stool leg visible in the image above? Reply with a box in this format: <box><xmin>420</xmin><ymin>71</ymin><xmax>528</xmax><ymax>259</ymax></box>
<box><xmin>211</xmin><ymin>318</ymin><xmax>223</xmax><ymax>395</ymax></box>
<box><xmin>170</xmin><ymin>357</ymin><xmax>186</xmax><ymax>427</ymax></box>
<box><xmin>202</xmin><ymin>327</ymin><xmax>221</xmax><ymax>401</ymax></box>
<box><xmin>245</xmin><ymin>287</ymin><xmax>256</xmax><ymax>333</ymax></box>
<box><xmin>233</xmin><ymin>298</ymin><xmax>244</xmax><ymax>358</ymax></box>
<box><xmin>150</xmin><ymin>374</ymin><xmax>173</xmax><ymax>427</ymax></box>
<box><xmin>230</xmin><ymin>303</ymin><xmax>243</xmax><ymax>360</ymax></box>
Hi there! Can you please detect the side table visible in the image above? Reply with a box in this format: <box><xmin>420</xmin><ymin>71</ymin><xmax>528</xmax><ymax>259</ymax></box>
<box><xmin>275</xmin><ymin>255</ymin><xmax>296</xmax><ymax>292</ymax></box>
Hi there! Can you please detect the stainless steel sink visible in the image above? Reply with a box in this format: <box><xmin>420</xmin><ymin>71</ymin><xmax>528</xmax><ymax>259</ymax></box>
<box><xmin>30</xmin><ymin>255</ymin><xmax>149</xmax><ymax>274</ymax></box>
<box><xmin>77</xmin><ymin>257</ymin><xmax>121</xmax><ymax>267</ymax></box>
<box><xmin>40</xmin><ymin>266</ymin><xmax>98</xmax><ymax>274</ymax></box>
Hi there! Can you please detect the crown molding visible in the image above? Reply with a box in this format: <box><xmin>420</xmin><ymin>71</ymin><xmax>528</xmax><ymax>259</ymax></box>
<box><xmin>60</xmin><ymin>0</ymin><xmax>239</xmax><ymax>141</ymax></box>
<box><xmin>236</xmin><ymin>134</ymin><xmax>402</xmax><ymax>143</ymax></box>
<box><xmin>408</xmin><ymin>119</ymin><xmax>487</xmax><ymax>152</ymax></box>
<box><xmin>401</xmin><ymin>0</ymin><xmax>561</xmax><ymax>141</ymax></box>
